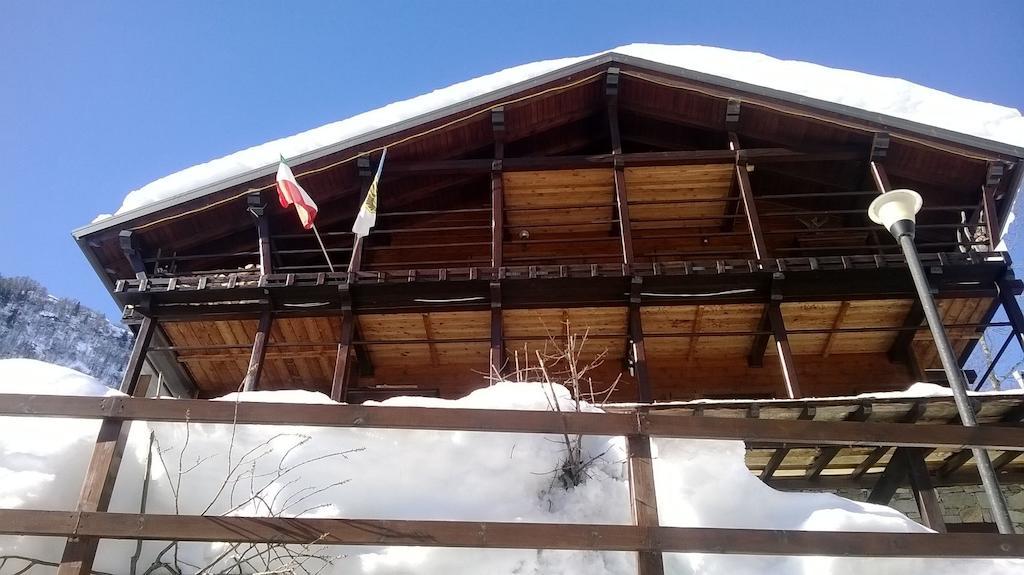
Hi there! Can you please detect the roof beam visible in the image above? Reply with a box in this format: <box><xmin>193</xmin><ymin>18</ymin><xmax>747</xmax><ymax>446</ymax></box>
<box><xmin>805</xmin><ymin>402</ymin><xmax>872</xmax><ymax>480</ymax></box>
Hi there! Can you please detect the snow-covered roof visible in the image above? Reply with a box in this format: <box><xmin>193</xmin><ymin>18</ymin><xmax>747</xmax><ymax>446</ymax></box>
<box><xmin>76</xmin><ymin>44</ymin><xmax>1024</xmax><ymax>236</ymax></box>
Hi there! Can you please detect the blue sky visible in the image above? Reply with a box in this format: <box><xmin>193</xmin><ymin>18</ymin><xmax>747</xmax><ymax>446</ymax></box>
<box><xmin>2</xmin><ymin>0</ymin><xmax>1022</xmax><ymax>319</ymax></box>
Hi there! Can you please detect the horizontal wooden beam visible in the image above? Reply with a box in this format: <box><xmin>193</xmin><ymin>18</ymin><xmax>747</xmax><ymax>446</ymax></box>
<box><xmin>2</xmin><ymin>509</ymin><xmax>1022</xmax><ymax>557</ymax></box>
<box><xmin>383</xmin><ymin>147</ymin><xmax>865</xmax><ymax>174</ymax></box>
<box><xmin>2</xmin><ymin>395</ymin><xmax>1024</xmax><ymax>451</ymax></box>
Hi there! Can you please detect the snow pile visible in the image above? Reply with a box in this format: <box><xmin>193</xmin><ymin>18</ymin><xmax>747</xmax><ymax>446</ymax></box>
<box><xmin>0</xmin><ymin>358</ymin><xmax>1021</xmax><ymax>574</ymax></box>
<box><xmin>97</xmin><ymin>43</ymin><xmax>1024</xmax><ymax>221</ymax></box>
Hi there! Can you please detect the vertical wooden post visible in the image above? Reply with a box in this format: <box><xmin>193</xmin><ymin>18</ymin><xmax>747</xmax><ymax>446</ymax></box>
<box><xmin>769</xmin><ymin>301</ymin><xmax>802</xmax><ymax>399</ymax></box>
<box><xmin>629</xmin><ymin>277</ymin><xmax>651</xmax><ymax>402</ymax></box>
<box><xmin>491</xmin><ymin>107</ymin><xmax>505</xmax><ymax>269</ymax></box>
<box><xmin>983</xmin><ymin>162</ymin><xmax>1005</xmax><ymax>251</ymax></box>
<box><xmin>731</xmin><ymin>133</ymin><xmax>768</xmax><ymax>261</ymax></box>
<box><xmin>904</xmin><ymin>447</ymin><xmax>947</xmax><ymax>532</ymax></box>
<box><xmin>332</xmin><ymin>286</ymin><xmax>356</xmax><ymax>402</ymax></box>
<box><xmin>242</xmin><ymin>310</ymin><xmax>272</xmax><ymax>392</ymax></box>
<box><xmin>627</xmin><ymin>430</ymin><xmax>664</xmax><ymax>575</ymax></box>
<box><xmin>58</xmin><ymin>316</ymin><xmax>155</xmax><ymax>575</ymax></box>
<box><xmin>348</xmin><ymin>156</ymin><xmax>373</xmax><ymax>275</ymax></box>
<box><xmin>607</xmin><ymin>68</ymin><xmax>635</xmax><ymax>269</ymax></box>
<box><xmin>248</xmin><ymin>190</ymin><xmax>273</xmax><ymax>274</ymax></box>
<box><xmin>489</xmin><ymin>281</ymin><xmax>505</xmax><ymax>377</ymax></box>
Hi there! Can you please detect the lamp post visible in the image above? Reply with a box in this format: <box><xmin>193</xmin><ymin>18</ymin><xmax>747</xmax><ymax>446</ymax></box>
<box><xmin>869</xmin><ymin>189</ymin><xmax>1015</xmax><ymax>534</ymax></box>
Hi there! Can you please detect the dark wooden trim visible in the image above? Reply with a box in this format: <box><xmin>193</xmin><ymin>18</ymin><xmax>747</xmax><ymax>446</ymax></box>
<box><xmin>748</xmin><ymin>305</ymin><xmax>772</xmax><ymax>368</ymax></box>
<box><xmin>58</xmin><ymin>317</ymin><xmax>155</xmax><ymax>574</ymax></box>
<box><xmin>869</xmin><ymin>160</ymin><xmax>892</xmax><ymax>193</ymax></box>
<box><xmin>118</xmin><ymin>315</ymin><xmax>156</xmax><ymax>394</ymax></box>
<box><xmin>983</xmin><ymin>162</ymin><xmax>1004</xmax><ymax>251</ymax></box>
<box><xmin>248</xmin><ymin>190</ymin><xmax>273</xmax><ymax>275</ymax></box>
<box><xmin>118</xmin><ymin>230</ymin><xmax>147</xmax><ymax>280</ymax></box>
<box><xmin>628</xmin><ymin>433</ymin><xmax>664</xmax><ymax>574</ymax></box>
<box><xmin>608</xmin><ymin>70</ymin><xmax>635</xmax><ymax>269</ymax></box>
<box><xmin>905</xmin><ymin>447</ymin><xmax>947</xmax><ymax>532</ymax></box>
<box><xmin>937</xmin><ymin>449</ymin><xmax>975</xmax><ymax>477</ymax></box>
<box><xmin>888</xmin><ymin>300</ymin><xmax>924</xmax><ymax>363</ymax></box>
<box><xmin>490</xmin><ymin>281</ymin><xmax>504</xmax><ymax>377</ymax></box>
<box><xmin>868</xmin><ymin>446</ymin><xmax>912</xmax><ymax>505</ymax></box>
<box><xmin>383</xmin><ymin>147</ymin><xmax>866</xmax><ymax>174</ymax></box>
<box><xmin>768</xmin><ymin>301</ymin><xmax>802</xmax><ymax>399</ymax></box>
<box><xmin>760</xmin><ymin>405</ymin><xmax>815</xmax><ymax>482</ymax></box>
<box><xmin>491</xmin><ymin>107</ymin><xmax>505</xmax><ymax>269</ymax></box>
<box><xmin>9</xmin><ymin>509</ymin><xmax>1024</xmax><ymax>557</ymax></box>
<box><xmin>852</xmin><ymin>402</ymin><xmax>927</xmax><ymax>480</ymax></box>
<box><xmin>347</xmin><ymin>156</ymin><xmax>373</xmax><ymax>274</ymax></box>
<box><xmin>7</xmin><ymin>394</ymin><xmax>1024</xmax><ymax>451</ymax></box>
<box><xmin>733</xmin><ymin>136</ymin><xmax>769</xmax><ymax>261</ymax></box>
<box><xmin>805</xmin><ymin>402</ymin><xmax>872</xmax><ymax>479</ymax></box>
<box><xmin>331</xmin><ymin>309</ymin><xmax>356</xmax><ymax>402</ymax></box>
<box><xmin>998</xmin><ymin>278</ymin><xmax>1024</xmax><ymax>352</ymax></box>
<box><xmin>241</xmin><ymin>310</ymin><xmax>272</xmax><ymax>392</ymax></box>
<box><xmin>629</xmin><ymin>278</ymin><xmax>651</xmax><ymax>402</ymax></box>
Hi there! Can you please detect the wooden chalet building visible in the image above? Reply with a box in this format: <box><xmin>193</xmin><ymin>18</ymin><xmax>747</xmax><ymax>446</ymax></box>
<box><xmin>70</xmin><ymin>52</ymin><xmax>1024</xmax><ymax>507</ymax></box>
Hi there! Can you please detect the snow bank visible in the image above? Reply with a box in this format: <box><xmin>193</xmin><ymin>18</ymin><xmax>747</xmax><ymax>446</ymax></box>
<box><xmin>1</xmin><ymin>359</ymin><xmax>1021</xmax><ymax>574</ymax></box>
<box><xmin>98</xmin><ymin>43</ymin><xmax>1024</xmax><ymax>221</ymax></box>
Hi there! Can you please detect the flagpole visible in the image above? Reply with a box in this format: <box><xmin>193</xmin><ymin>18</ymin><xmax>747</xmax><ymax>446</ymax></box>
<box><xmin>311</xmin><ymin>223</ymin><xmax>335</xmax><ymax>273</ymax></box>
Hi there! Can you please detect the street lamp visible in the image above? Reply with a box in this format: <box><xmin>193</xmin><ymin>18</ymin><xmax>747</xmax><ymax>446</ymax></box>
<box><xmin>869</xmin><ymin>189</ymin><xmax>1015</xmax><ymax>534</ymax></box>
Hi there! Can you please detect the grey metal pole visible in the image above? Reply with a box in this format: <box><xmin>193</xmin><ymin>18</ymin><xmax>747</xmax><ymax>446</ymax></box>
<box><xmin>898</xmin><ymin>233</ymin><xmax>1015</xmax><ymax>533</ymax></box>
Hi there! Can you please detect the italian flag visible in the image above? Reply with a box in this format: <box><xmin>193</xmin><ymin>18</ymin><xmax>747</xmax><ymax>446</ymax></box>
<box><xmin>276</xmin><ymin>157</ymin><xmax>318</xmax><ymax>230</ymax></box>
<box><xmin>353</xmin><ymin>148</ymin><xmax>387</xmax><ymax>237</ymax></box>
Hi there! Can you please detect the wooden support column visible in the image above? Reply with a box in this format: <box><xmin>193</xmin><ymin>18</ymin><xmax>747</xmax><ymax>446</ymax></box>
<box><xmin>118</xmin><ymin>230</ymin><xmax>147</xmax><ymax>280</ymax></box>
<box><xmin>247</xmin><ymin>190</ymin><xmax>273</xmax><ymax>274</ymax></box>
<box><xmin>731</xmin><ymin>133</ymin><xmax>768</xmax><ymax>261</ymax></box>
<box><xmin>491</xmin><ymin>107</ymin><xmax>505</xmax><ymax>269</ymax></box>
<box><xmin>607</xmin><ymin>67</ymin><xmax>635</xmax><ymax>269</ymax></box>
<box><xmin>347</xmin><ymin>156</ymin><xmax>373</xmax><ymax>275</ymax></box>
<box><xmin>806</xmin><ymin>403</ymin><xmax>872</xmax><ymax>480</ymax></box>
<box><xmin>242</xmin><ymin>309</ymin><xmax>272</xmax><ymax>392</ymax></box>
<box><xmin>331</xmin><ymin>285</ymin><xmax>356</xmax><ymax>402</ymax></box>
<box><xmin>627</xmin><ymin>431</ymin><xmax>664</xmax><ymax>575</ymax></box>
<box><xmin>629</xmin><ymin>277</ymin><xmax>651</xmax><ymax>402</ymax></box>
<box><xmin>868</xmin><ymin>446</ymin><xmax>912</xmax><ymax>505</ymax></box>
<box><xmin>905</xmin><ymin>447</ymin><xmax>947</xmax><ymax>532</ymax></box>
<box><xmin>721</xmin><ymin>101</ymin><xmax>743</xmax><ymax>232</ymax></box>
<box><xmin>982</xmin><ymin>162</ymin><xmax>1004</xmax><ymax>251</ymax></box>
<box><xmin>58</xmin><ymin>316</ymin><xmax>156</xmax><ymax>575</ymax></box>
<box><xmin>489</xmin><ymin>281</ymin><xmax>505</xmax><ymax>377</ymax></box>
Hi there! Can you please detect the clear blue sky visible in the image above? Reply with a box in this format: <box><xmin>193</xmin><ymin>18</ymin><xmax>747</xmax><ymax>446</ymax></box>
<box><xmin>2</xmin><ymin>1</ymin><xmax>1022</xmax><ymax>318</ymax></box>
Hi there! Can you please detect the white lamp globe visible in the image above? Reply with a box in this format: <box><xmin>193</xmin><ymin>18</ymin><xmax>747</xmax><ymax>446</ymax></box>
<box><xmin>868</xmin><ymin>189</ymin><xmax>923</xmax><ymax>230</ymax></box>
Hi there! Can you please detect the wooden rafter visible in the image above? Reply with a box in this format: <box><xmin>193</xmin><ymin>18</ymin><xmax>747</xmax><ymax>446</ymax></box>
<box><xmin>805</xmin><ymin>402</ymin><xmax>872</xmax><ymax>480</ymax></box>
<box><xmin>820</xmin><ymin>301</ymin><xmax>851</xmax><ymax>357</ymax></box>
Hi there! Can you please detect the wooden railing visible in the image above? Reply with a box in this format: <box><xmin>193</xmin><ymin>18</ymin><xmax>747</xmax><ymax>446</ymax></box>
<box><xmin>1</xmin><ymin>394</ymin><xmax>1024</xmax><ymax>574</ymax></box>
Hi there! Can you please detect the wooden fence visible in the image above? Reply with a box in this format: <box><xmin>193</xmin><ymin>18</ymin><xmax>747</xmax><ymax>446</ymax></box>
<box><xmin>1</xmin><ymin>393</ymin><xmax>1023</xmax><ymax>575</ymax></box>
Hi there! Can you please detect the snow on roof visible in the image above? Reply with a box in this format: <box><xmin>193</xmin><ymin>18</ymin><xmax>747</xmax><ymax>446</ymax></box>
<box><xmin>93</xmin><ymin>44</ymin><xmax>1024</xmax><ymax>223</ymax></box>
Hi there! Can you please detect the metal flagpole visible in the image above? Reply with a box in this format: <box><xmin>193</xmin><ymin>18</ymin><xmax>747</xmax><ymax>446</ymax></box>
<box><xmin>311</xmin><ymin>223</ymin><xmax>335</xmax><ymax>272</ymax></box>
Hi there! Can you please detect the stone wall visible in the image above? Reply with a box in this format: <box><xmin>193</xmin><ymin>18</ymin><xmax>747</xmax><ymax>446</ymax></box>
<box><xmin>824</xmin><ymin>484</ymin><xmax>1024</xmax><ymax>531</ymax></box>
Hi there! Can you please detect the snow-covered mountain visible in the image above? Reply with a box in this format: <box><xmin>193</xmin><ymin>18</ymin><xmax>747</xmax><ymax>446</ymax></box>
<box><xmin>0</xmin><ymin>275</ymin><xmax>130</xmax><ymax>387</ymax></box>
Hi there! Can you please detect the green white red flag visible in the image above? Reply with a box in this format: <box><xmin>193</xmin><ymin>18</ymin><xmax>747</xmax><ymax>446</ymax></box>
<box><xmin>352</xmin><ymin>148</ymin><xmax>387</xmax><ymax>237</ymax></box>
<box><xmin>276</xmin><ymin>157</ymin><xmax>318</xmax><ymax>230</ymax></box>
